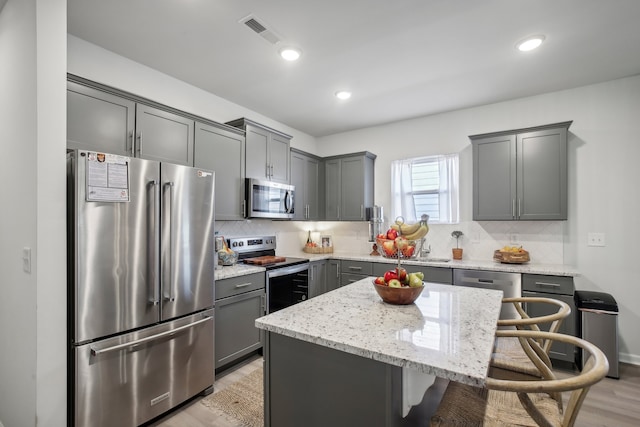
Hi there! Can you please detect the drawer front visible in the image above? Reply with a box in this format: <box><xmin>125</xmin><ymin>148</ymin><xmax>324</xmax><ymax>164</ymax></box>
<box><xmin>522</xmin><ymin>274</ymin><xmax>574</xmax><ymax>295</ymax></box>
<box><xmin>340</xmin><ymin>260</ymin><xmax>372</xmax><ymax>276</ymax></box>
<box><xmin>215</xmin><ymin>272</ymin><xmax>265</xmax><ymax>300</ymax></box>
<box><xmin>340</xmin><ymin>273</ymin><xmax>368</xmax><ymax>287</ymax></box>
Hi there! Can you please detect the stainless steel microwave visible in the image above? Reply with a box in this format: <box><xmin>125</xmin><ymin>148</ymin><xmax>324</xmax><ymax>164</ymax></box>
<box><xmin>245</xmin><ymin>178</ymin><xmax>295</xmax><ymax>219</ymax></box>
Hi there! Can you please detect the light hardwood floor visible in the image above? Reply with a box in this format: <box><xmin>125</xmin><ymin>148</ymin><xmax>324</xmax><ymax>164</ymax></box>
<box><xmin>148</xmin><ymin>359</ymin><xmax>640</xmax><ymax>427</ymax></box>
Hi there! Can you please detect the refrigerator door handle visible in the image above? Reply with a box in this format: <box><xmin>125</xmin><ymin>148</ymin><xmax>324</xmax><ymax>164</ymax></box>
<box><xmin>150</xmin><ymin>179</ymin><xmax>160</xmax><ymax>305</ymax></box>
<box><xmin>90</xmin><ymin>316</ymin><xmax>212</xmax><ymax>356</ymax></box>
<box><xmin>163</xmin><ymin>181</ymin><xmax>175</xmax><ymax>302</ymax></box>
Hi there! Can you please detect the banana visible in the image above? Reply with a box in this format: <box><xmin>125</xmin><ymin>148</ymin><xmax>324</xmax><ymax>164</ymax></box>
<box><xmin>390</xmin><ymin>221</ymin><xmax>421</xmax><ymax>235</ymax></box>
<box><xmin>403</xmin><ymin>224</ymin><xmax>429</xmax><ymax>241</ymax></box>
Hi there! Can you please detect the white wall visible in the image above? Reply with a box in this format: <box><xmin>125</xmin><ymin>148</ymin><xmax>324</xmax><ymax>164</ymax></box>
<box><xmin>0</xmin><ymin>0</ymin><xmax>67</xmax><ymax>426</ymax></box>
<box><xmin>67</xmin><ymin>35</ymin><xmax>317</xmax><ymax>155</ymax></box>
<box><xmin>317</xmin><ymin>76</ymin><xmax>640</xmax><ymax>364</ymax></box>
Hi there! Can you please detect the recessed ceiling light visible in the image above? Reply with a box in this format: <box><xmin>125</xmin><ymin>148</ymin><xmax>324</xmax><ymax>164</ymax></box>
<box><xmin>335</xmin><ymin>91</ymin><xmax>352</xmax><ymax>100</ymax></box>
<box><xmin>516</xmin><ymin>35</ymin><xmax>545</xmax><ymax>52</ymax></box>
<box><xmin>279</xmin><ymin>47</ymin><xmax>302</xmax><ymax>61</ymax></box>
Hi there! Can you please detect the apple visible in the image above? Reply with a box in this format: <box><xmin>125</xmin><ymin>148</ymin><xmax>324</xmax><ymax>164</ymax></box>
<box><xmin>382</xmin><ymin>240</ymin><xmax>396</xmax><ymax>257</ymax></box>
<box><xmin>374</xmin><ymin>276</ymin><xmax>386</xmax><ymax>286</ymax></box>
<box><xmin>388</xmin><ymin>278</ymin><xmax>402</xmax><ymax>288</ymax></box>
<box><xmin>395</xmin><ymin>267</ymin><xmax>408</xmax><ymax>284</ymax></box>
<box><xmin>394</xmin><ymin>236</ymin><xmax>409</xmax><ymax>250</ymax></box>
<box><xmin>384</xmin><ymin>270</ymin><xmax>398</xmax><ymax>283</ymax></box>
<box><xmin>376</xmin><ymin>233</ymin><xmax>387</xmax><ymax>241</ymax></box>
<box><xmin>386</xmin><ymin>228</ymin><xmax>398</xmax><ymax>240</ymax></box>
<box><xmin>401</xmin><ymin>245</ymin><xmax>415</xmax><ymax>258</ymax></box>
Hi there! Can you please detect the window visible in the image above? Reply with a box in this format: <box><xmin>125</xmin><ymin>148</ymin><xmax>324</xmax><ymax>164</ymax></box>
<box><xmin>390</xmin><ymin>154</ymin><xmax>459</xmax><ymax>224</ymax></box>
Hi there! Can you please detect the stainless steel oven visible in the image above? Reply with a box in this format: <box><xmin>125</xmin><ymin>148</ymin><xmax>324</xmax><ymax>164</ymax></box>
<box><xmin>228</xmin><ymin>236</ymin><xmax>309</xmax><ymax>314</ymax></box>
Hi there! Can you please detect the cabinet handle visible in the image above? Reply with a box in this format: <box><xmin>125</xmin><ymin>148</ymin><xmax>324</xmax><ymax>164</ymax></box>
<box><xmin>310</xmin><ymin>266</ymin><xmax>314</xmax><ymax>282</ymax></box>
<box><xmin>361</xmin><ymin>204</ymin><xmax>364</xmax><ymax>219</ymax></box>
<box><xmin>518</xmin><ymin>199</ymin><xmax>521</xmax><ymax>218</ymax></box>
<box><xmin>271</xmin><ymin>164</ymin><xmax>274</xmax><ymax>178</ymax></box>
<box><xmin>242</xmin><ymin>200</ymin><xmax>246</xmax><ymax>217</ymax></box>
<box><xmin>535</xmin><ymin>281</ymin><xmax>561</xmax><ymax>288</ymax></box>
<box><xmin>337</xmin><ymin>205</ymin><xmax>340</xmax><ymax>219</ymax></box>
<box><xmin>129</xmin><ymin>130</ymin><xmax>134</xmax><ymax>156</ymax></box>
<box><xmin>234</xmin><ymin>282</ymin><xmax>253</xmax><ymax>288</ymax></box>
<box><xmin>136</xmin><ymin>131</ymin><xmax>143</xmax><ymax>155</ymax></box>
<box><xmin>348</xmin><ymin>266</ymin><xmax>362</xmax><ymax>271</ymax></box>
<box><xmin>266</xmin><ymin>163</ymin><xmax>270</xmax><ymax>178</ymax></box>
<box><xmin>512</xmin><ymin>199</ymin><xmax>516</xmax><ymax>219</ymax></box>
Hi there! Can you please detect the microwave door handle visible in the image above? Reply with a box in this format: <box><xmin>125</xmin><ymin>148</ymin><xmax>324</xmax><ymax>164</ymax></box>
<box><xmin>285</xmin><ymin>190</ymin><xmax>292</xmax><ymax>213</ymax></box>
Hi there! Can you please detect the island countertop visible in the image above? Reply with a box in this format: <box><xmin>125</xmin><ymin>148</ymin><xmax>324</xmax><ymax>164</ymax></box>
<box><xmin>256</xmin><ymin>277</ymin><xmax>503</xmax><ymax>386</ymax></box>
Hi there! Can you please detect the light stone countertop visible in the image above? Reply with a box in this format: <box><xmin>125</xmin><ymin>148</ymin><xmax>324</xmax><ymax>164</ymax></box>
<box><xmin>281</xmin><ymin>251</ymin><xmax>579</xmax><ymax>277</ymax></box>
<box><xmin>214</xmin><ymin>263</ymin><xmax>265</xmax><ymax>280</ymax></box>
<box><xmin>255</xmin><ymin>277</ymin><xmax>503</xmax><ymax>387</ymax></box>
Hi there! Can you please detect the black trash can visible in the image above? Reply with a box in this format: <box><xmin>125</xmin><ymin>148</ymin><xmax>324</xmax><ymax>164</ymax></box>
<box><xmin>574</xmin><ymin>290</ymin><xmax>619</xmax><ymax>378</ymax></box>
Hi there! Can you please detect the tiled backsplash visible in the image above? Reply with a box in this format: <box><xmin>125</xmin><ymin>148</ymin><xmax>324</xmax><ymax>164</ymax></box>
<box><xmin>215</xmin><ymin>219</ymin><xmax>565</xmax><ymax>264</ymax></box>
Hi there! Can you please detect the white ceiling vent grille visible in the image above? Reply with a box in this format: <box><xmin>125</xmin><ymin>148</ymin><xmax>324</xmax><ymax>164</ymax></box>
<box><xmin>239</xmin><ymin>14</ymin><xmax>281</xmax><ymax>45</ymax></box>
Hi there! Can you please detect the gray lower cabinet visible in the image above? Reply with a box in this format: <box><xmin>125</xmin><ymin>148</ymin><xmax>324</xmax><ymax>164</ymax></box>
<box><xmin>308</xmin><ymin>260</ymin><xmax>327</xmax><ymax>298</ymax></box>
<box><xmin>214</xmin><ymin>273</ymin><xmax>266</xmax><ymax>370</ymax></box>
<box><xmin>471</xmin><ymin>121</ymin><xmax>571</xmax><ymax>221</ymax></box>
<box><xmin>290</xmin><ymin>149</ymin><xmax>323</xmax><ymax>220</ymax></box>
<box><xmin>227</xmin><ymin>118</ymin><xmax>291</xmax><ymax>184</ymax></box>
<box><xmin>194</xmin><ymin>122</ymin><xmax>246</xmax><ymax>220</ymax></box>
<box><xmin>340</xmin><ymin>260</ymin><xmax>373</xmax><ymax>287</ymax></box>
<box><xmin>372</xmin><ymin>263</ymin><xmax>453</xmax><ymax>284</ymax></box>
<box><xmin>325</xmin><ymin>152</ymin><xmax>376</xmax><ymax>221</ymax></box>
<box><xmin>67</xmin><ymin>80</ymin><xmax>195</xmax><ymax>166</ymax></box>
<box><xmin>326</xmin><ymin>260</ymin><xmax>341</xmax><ymax>292</ymax></box>
<box><xmin>522</xmin><ymin>273</ymin><xmax>576</xmax><ymax>364</ymax></box>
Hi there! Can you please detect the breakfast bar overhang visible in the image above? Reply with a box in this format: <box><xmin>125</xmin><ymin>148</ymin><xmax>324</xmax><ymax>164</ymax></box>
<box><xmin>256</xmin><ymin>278</ymin><xmax>503</xmax><ymax>427</ymax></box>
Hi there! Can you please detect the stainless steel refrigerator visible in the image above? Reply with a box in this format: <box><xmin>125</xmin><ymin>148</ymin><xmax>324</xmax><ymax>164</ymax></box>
<box><xmin>67</xmin><ymin>150</ymin><xmax>215</xmax><ymax>427</ymax></box>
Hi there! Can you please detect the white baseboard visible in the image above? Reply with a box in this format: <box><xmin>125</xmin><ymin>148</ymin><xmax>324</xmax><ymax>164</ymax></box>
<box><xmin>620</xmin><ymin>352</ymin><xmax>640</xmax><ymax>366</ymax></box>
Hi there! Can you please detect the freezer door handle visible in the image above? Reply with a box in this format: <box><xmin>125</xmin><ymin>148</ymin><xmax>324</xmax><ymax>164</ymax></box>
<box><xmin>90</xmin><ymin>316</ymin><xmax>212</xmax><ymax>356</ymax></box>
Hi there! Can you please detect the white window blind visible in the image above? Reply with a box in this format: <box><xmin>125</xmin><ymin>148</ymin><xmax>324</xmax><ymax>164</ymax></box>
<box><xmin>391</xmin><ymin>154</ymin><xmax>459</xmax><ymax>224</ymax></box>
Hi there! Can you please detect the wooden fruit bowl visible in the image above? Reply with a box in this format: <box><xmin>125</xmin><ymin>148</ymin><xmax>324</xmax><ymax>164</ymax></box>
<box><xmin>373</xmin><ymin>281</ymin><xmax>424</xmax><ymax>305</ymax></box>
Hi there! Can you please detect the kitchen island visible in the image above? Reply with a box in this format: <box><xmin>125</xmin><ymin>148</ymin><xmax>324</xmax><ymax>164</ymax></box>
<box><xmin>255</xmin><ymin>277</ymin><xmax>503</xmax><ymax>427</ymax></box>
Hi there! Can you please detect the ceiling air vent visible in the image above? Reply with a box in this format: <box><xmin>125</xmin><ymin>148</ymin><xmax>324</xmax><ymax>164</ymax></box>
<box><xmin>239</xmin><ymin>14</ymin><xmax>281</xmax><ymax>45</ymax></box>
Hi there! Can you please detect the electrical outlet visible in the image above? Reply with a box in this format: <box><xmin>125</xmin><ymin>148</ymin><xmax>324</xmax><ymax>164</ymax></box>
<box><xmin>509</xmin><ymin>234</ymin><xmax>519</xmax><ymax>244</ymax></box>
<box><xmin>23</xmin><ymin>247</ymin><xmax>32</xmax><ymax>273</ymax></box>
<box><xmin>587</xmin><ymin>232</ymin><xmax>606</xmax><ymax>247</ymax></box>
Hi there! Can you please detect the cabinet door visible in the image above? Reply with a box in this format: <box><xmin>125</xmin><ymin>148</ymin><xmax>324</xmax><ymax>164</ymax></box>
<box><xmin>325</xmin><ymin>159</ymin><xmax>341</xmax><ymax>220</ymax></box>
<box><xmin>522</xmin><ymin>291</ymin><xmax>576</xmax><ymax>363</ymax></box>
<box><xmin>306</xmin><ymin>157</ymin><xmax>320</xmax><ymax>220</ymax></box>
<box><xmin>341</xmin><ymin>156</ymin><xmax>367</xmax><ymax>220</ymax></box>
<box><xmin>290</xmin><ymin>152</ymin><xmax>307</xmax><ymax>220</ymax></box>
<box><xmin>309</xmin><ymin>261</ymin><xmax>327</xmax><ymax>298</ymax></box>
<box><xmin>245</xmin><ymin>125</ymin><xmax>269</xmax><ymax>180</ymax></box>
<box><xmin>67</xmin><ymin>82</ymin><xmax>135</xmax><ymax>155</ymax></box>
<box><xmin>269</xmin><ymin>133</ymin><xmax>290</xmax><ymax>183</ymax></box>
<box><xmin>194</xmin><ymin>122</ymin><xmax>245</xmax><ymax>220</ymax></box>
<box><xmin>517</xmin><ymin>127</ymin><xmax>568</xmax><ymax>220</ymax></box>
<box><xmin>326</xmin><ymin>260</ymin><xmax>341</xmax><ymax>291</ymax></box>
<box><xmin>215</xmin><ymin>289</ymin><xmax>265</xmax><ymax>369</ymax></box>
<box><xmin>472</xmin><ymin>134</ymin><xmax>517</xmax><ymax>220</ymax></box>
<box><xmin>135</xmin><ymin>104</ymin><xmax>194</xmax><ymax>166</ymax></box>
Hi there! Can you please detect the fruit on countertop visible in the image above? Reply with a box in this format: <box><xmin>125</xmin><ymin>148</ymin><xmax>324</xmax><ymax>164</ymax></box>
<box><xmin>376</xmin><ymin>269</ymin><xmax>424</xmax><ymax>288</ymax></box>
<box><xmin>500</xmin><ymin>245</ymin><xmax>526</xmax><ymax>253</ymax></box>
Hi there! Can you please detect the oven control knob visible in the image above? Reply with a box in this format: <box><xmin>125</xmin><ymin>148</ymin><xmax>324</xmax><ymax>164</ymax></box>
<box><xmin>239</xmin><ymin>242</ymin><xmax>244</xmax><ymax>246</ymax></box>
<box><xmin>231</xmin><ymin>242</ymin><xmax>237</xmax><ymax>247</ymax></box>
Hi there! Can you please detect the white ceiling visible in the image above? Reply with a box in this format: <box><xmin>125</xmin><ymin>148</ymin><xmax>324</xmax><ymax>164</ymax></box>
<box><xmin>67</xmin><ymin>0</ymin><xmax>640</xmax><ymax>137</ymax></box>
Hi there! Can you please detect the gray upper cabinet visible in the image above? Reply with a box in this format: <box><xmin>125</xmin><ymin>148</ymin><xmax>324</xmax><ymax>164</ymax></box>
<box><xmin>290</xmin><ymin>149</ymin><xmax>323</xmax><ymax>220</ymax></box>
<box><xmin>227</xmin><ymin>118</ymin><xmax>291</xmax><ymax>184</ymax></box>
<box><xmin>471</xmin><ymin>121</ymin><xmax>572</xmax><ymax>221</ymax></box>
<box><xmin>325</xmin><ymin>152</ymin><xmax>376</xmax><ymax>221</ymax></box>
<box><xmin>67</xmin><ymin>80</ymin><xmax>195</xmax><ymax>166</ymax></box>
<box><xmin>194</xmin><ymin>122</ymin><xmax>246</xmax><ymax>220</ymax></box>
<box><xmin>67</xmin><ymin>81</ymin><xmax>135</xmax><ymax>156</ymax></box>
<box><xmin>135</xmin><ymin>104</ymin><xmax>194</xmax><ymax>166</ymax></box>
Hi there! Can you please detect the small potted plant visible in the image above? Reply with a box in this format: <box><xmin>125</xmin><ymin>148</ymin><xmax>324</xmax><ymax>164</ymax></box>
<box><xmin>451</xmin><ymin>230</ymin><xmax>464</xmax><ymax>260</ymax></box>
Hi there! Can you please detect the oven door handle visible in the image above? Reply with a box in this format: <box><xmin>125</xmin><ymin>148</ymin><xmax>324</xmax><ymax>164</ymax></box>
<box><xmin>267</xmin><ymin>263</ymin><xmax>309</xmax><ymax>278</ymax></box>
